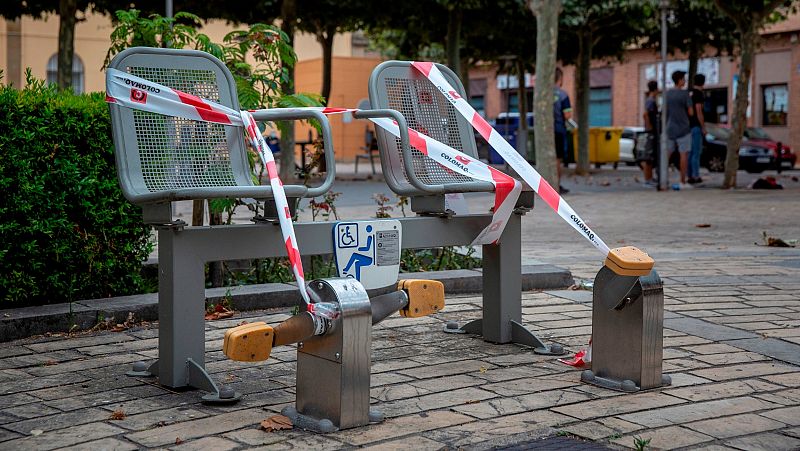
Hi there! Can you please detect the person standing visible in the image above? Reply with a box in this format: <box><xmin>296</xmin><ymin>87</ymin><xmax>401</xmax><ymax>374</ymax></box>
<box><xmin>689</xmin><ymin>73</ymin><xmax>706</xmax><ymax>184</ymax></box>
<box><xmin>665</xmin><ymin>70</ymin><xmax>694</xmax><ymax>188</ymax></box>
<box><xmin>553</xmin><ymin>68</ymin><xmax>572</xmax><ymax>194</ymax></box>
<box><xmin>640</xmin><ymin>80</ymin><xmax>660</xmax><ymax>187</ymax></box>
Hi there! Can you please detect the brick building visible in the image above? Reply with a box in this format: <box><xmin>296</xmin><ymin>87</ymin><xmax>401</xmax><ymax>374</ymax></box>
<box><xmin>469</xmin><ymin>14</ymin><xmax>800</xmax><ymax>154</ymax></box>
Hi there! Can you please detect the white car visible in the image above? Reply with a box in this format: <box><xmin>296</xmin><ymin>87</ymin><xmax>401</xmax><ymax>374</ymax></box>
<box><xmin>619</xmin><ymin>126</ymin><xmax>645</xmax><ymax>167</ymax></box>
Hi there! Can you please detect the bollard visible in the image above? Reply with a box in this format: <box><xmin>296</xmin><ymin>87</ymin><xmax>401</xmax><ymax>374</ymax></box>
<box><xmin>581</xmin><ymin>247</ymin><xmax>672</xmax><ymax>392</ymax></box>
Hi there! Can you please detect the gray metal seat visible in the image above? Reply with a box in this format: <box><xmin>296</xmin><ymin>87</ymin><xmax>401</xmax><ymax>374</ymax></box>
<box><xmin>368</xmin><ymin>61</ymin><xmax>494</xmax><ymax>198</ymax></box>
<box><xmin>108</xmin><ymin>47</ymin><xmax>335</xmax><ymax>221</ymax></box>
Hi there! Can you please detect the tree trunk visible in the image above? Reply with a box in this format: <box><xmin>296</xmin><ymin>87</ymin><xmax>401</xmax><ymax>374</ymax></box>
<box><xmin>460</xmin><ymin>55</ymin><xmax>470</xmax><ymax>98</ymax></box>
<box><xmin>279</xmin><ymin>0</ymin><xmax>297</xmax><ymax>182</ymax></box>
<box><xmin>687</xmin><ymin>42</ymin><xmax>698</xmax><ymax>90</ymax></box>
<box><xmin>515</xmin><ymin>59</ymin><xmax>529</xmax><ymax>158</ymax></box>
<box><xmin>446</xmin><ymin>7</ymin><xmax>462</xmax><ymax>77</ymax></box>
<box><xmin>318</xmin><ymin>29</ymin><xmax>335</xmax><ymax>104</ymax></box>
<box><xmin>530</xmin><ymin>0</ymin><xmax>561</xmax><ymax>187</ymax></box>
<box><xmin>57</xmin><ymin>0</ymin><xmax>78</xmax><ymax>90</ymax></box>
<box><xmin>575</xmin><ymin>28</ymin><xmax>592</xmax><ymax>175</ymax></box>
<box><xmin>723</xmin><ymin>28</ymin><xmax>756</xmax><ymax>189</ymax></box>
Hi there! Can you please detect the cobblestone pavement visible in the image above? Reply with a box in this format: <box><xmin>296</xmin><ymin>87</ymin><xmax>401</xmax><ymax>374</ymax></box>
<box><xmin>3</xmin><ymin>169</ymin><xmax>800</xmax><ymax>450</ymax></box>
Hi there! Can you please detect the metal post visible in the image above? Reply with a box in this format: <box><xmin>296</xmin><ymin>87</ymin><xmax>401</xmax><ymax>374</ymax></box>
<box><xmin>157</xmin><ymin>228</ymin><xmax>206</xmax><ymax>388</ymax></box>
<box><xmin>659</xmin><ymin>0</ymin><xmax>669</xmax><ymax>191</ymax></box>
<box><xmin>480</xmin><ymin>213</ymin><xmax>522</xmax><ymax>343</ymax></box>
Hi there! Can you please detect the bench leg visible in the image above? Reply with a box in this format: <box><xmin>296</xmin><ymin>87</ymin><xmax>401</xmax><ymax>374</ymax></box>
<box><xmin>126</xmin><ymin>228</ymin><xmax>240</xmax><ymax>403</ymax></box>
<box><xmin>461</xmin><ymin>213</ymin><xmax>564</xmax><ymax>355</ymax></box>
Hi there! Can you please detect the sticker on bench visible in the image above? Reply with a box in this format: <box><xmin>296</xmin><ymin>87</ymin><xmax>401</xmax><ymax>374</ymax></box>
<box><xmin>333</xmin><ymin>220</ymin><xmax>401</xmax><ymax>290</ymax></box>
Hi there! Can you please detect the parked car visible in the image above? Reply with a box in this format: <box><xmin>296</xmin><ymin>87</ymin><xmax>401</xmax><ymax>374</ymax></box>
<box><xmin>619</xmin><ymin>126</ymin><xmax>645</xmax><ymax>167</ymax></box>
<box><xmin>744</xmin><ymin>127</ymin><xmax>796</xmax><ymax>172</ymax></box>
<box><xmin>703</xmin><ymin>123</ymin><xmax>775</xmax><ymax>173</ymax></box>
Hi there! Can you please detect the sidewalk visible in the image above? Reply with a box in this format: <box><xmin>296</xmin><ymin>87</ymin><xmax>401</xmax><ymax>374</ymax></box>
<box><xmin>1</xmin><ymin>169</ymin><xmax>799</xmax><ymax>450</ymax></box>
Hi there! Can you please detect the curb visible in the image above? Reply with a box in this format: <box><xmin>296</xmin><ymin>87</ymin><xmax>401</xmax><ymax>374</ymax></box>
<box><xmin>0</xmin><ymin>264</ymin><xmax>573</xmax><ymax>342</ymax></box>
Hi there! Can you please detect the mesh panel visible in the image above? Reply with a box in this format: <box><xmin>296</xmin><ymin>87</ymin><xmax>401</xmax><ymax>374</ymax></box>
<box><xmin>384</xmin><ymin>77</ymin><xmax>472</xmax><ymax>185</ymax></box>
<box><xmin>127</xmin><ymin>66</ymin><xmax>239</xmax><ymax>192</ymax></box>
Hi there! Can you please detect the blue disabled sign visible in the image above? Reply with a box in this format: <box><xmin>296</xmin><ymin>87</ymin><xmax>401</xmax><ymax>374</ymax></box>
<box><xmin>333</xmin><ymin>220</ymin><xmax>401</xmax><ymax>289</ymax></box>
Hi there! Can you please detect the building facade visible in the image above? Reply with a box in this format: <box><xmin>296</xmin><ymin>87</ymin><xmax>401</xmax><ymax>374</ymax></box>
<box><xmin>469</xmin><ymin>15</ymin><xmax>800</xmax><ymax>153</ymax></box>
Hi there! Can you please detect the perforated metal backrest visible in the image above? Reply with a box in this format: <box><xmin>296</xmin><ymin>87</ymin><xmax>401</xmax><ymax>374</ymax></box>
<box><xmin>108</xmin><ymin>47</ymin><xmax>252</xmax><ymax>204</ymax></box>
<box><xmin>369</xmin><ymin>61</ymin><xmax>491</xmax><ymax>196</ymax></box>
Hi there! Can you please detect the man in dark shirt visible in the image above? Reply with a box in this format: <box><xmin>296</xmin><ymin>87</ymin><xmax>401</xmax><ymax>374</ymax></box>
<box><xmin>553</xmin><ymin>68</ymin><xmax>572</xmax><ymax>194</ymax></box>
<box><xmin>640</xmin><ymin>80</ymin><xmax>659</xmax><ymax>187</ymax></box>
<box><xmin>689</xmin><ymin>73</ymin><xmax>706</xmax><ymax>184</ymax></box>
<box><xmin>665</xmin><ymin>70</ymin><xmax>694</xmax><ymax>188</ymax></box>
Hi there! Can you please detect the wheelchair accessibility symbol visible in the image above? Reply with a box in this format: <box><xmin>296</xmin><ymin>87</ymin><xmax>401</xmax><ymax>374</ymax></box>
<box><xmin>333</xmin><ymin>220</ymin><xmax>402</xmax><ymax>290</ymax></box>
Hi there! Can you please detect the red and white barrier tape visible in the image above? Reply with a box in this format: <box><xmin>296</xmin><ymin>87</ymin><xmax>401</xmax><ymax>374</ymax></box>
<box><xmin>411</xmin><ymin>62</ymin><xmax>610</xmax><ymax>256</ymax></box>
<box><xmin>107</xmin><ymin>69</ymin><xmax>310</xmax><ymax>304</ymax></box>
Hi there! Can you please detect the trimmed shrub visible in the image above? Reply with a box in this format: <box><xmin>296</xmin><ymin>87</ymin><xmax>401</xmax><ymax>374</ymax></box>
<box><xmin>0</xmin><ymin>77</ymin><xmax>152</xmax><ymax>306</ymax></box>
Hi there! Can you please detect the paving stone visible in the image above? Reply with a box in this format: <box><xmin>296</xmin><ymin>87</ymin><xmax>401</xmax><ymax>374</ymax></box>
<box><xmin>594</xmin><ymin>417</ymin><xmax>645</xmax><ymax>435</ymax></box>
<box><xmin>723</xmin><ymin>432</ymin><xmax>800</xmax><ymax>451</ymax></box>
<box><xmin>0</xmin><ymin>427</ymin><xmax>23</xmax><ymax>443</ymax></box>
<box><xmin>754</xmin><ymin>388</ymin><xmax>800</xmax><ymax>406</ymax></box>
<box><xmin>1</xmin><ymin>422</ymin><xmax>125</xmax><ymax>450</ymax></box>
<box><xmin>618</xmin><ymin>396</ymin><xmax>779</xmax><ymax>428</ymax></box>
<box><xmin>26</xmin><ymin>354</ymin><xmax>142</xmax><ymax>377</ymax></box>
<box><xmin>332</xmin><ymin>411</ymin><xmax>473</xmax><ymax>446</ymax></box>
<box><xmin>125</xmin><ymin>407</ymin><xmax>264</xmax><ymax>447</ymax></box>
<box><xmin>761</xmin><ymin>372</ymin><xmax>800</xmax><ymax>387</ymax></box>
<box><xmin>0</xmin><ymin>349</ymin><xmax>86</xmax><ymax>370</ymax></box>
<box><xmin>452</xmin><ymin>389</ymin><xmax>593</xmax><ymax>420</ymax></box>
<box><xmin>221</xmin><ymin>428</ymin><xmax>300</xmax><ymax>447</ymax></box>
<box><xmin>111</xmin><ymin>406</ymin><xmax>211</xmax><ymax>431</ymax></box>
<box><xmin>249</xmin><ymin>434</ymin><xmax>349</xmax><ymax>450</ymax></box>
<box><xmin>30</xmin><ymin>375</ymin><xmax>143</xmax><ymax>401</ymax></box>
<box><xmin>397</xmin><ymin>359</ymin><xmax>495</xmax><ymax>380</ymax></box>
<box><xmin>61</xmin><ymin>437</ymin><xmax>139</xmax><ymax>451</ymax></box>
<box><xmin>2</xmin><ymin>402</ymin><xmax>61</xmax><ymax>419</ymax></box>
<box><xmin>691</xmin><ymin>351</ymin><xmax>771</xmax><ymax>365</ymax></box>
<box><xmin>43</xmin><ymin>389</ymin><xmax>136</xmax><ymax>412</ymax></box>
<box><xmin>422</xmin><ymin>415</ymin><xmax>552</xmax><ymax>449</ymax></box>
<box><xmin>685</xmin><ymin>413</ymin><xmax>786</xmax><ymax>438</ymax></box>
<box><xmin>610</xmin><ymin>425</ymin><xmax>713</xmax><ymax>450</ymax></box>
<box><xmin>25</xmin><ymin>334</ymin><xmax>136</xmax><ymax>353</ymax></box>
<box><xmin>2</xmin><ymin>372</ymin><xmax>90</xmax><ymax>395</ymax></box>
<box><xmin>481</xmin><ymin>376</ymin><xmax>576</xmax><ymax>397</ymax></box>
<box><xmin>690</xmin><ymin>362</ymin><xmax>798</xmax><ymax>381</ymax></box>
<box><xmin>723</xmin><ymin>337</ymin><xmax>800</xmax><ymax>365</ymax></box>
<box><xmin>380</xmin><ymin>386</ymin><xmax>497</xmax><ymax>418</ymax></box>
<box><xmin>4</xmin><ymin>407</ymin><xmax>111</xmax><ymax>434</ymax></box>
<box><xmin>665</xmin><ymin>379</ymin><xmax>782</xmax><ymax>402</ymax></box>
<box><xmin>552</xmin><ymin>392</ymin><xmax>685</xmax><ymax>420</ymax></box>
<box><xmin>760</xmin><ymin>406</ymin><xmax>800</xmax><ymax>425</ymax></box>
<box><xmin>784</xmin><ymin>427</ymin><xmax>800</xmax><ymax>439</ymax></box>
<box><xmin>683</xmin><ymin>343</ymin><xmax>747</xmax><ymax>355</ymax></box>
<box><xmin>360</xmin><ymin>435</ymin><xmax>446</xmax><ymax>450</ymax></box>
<box><xmin>0</xmin><ymin>393</ymin><xmax>39</xmax><ymax>410</ymax></box>
<box><xmin>169</xmin><ymin>436</ymin><xmax>240</xmax><ymax>450</ymax></box>
<box><xmin>560</xmin><ymin>421</ymin><xmax>623</xmax><ymax>440</ymax></box>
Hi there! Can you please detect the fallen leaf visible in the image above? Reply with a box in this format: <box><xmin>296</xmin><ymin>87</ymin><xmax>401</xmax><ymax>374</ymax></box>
<box><xmin>464</xmin><ymin>400</ymin><xmax>481</xmax><ymax>404</ymax></box>
<box><xmin>109</xmin><ymin>409</ymin><xmax>126</xmax><ymax>420</ymax></box>
<box><xmin>205</xmin><ymin>307</ymin><xmax>235</xmax><ymax>321</ymax></box>
<box><xmin>30</xmin><ymin>430</ymin><xmax>43</xmax><ymax>436</ymax></box>
<box><xmin>175</xmin><ymin>437</ymin><xmax>184</xmax><ymax>445</ymax></box>
<box><xmin>261</xmin><ymin>414</ymin><xmax>293</xmax><ymax>432</ymax></box>
<box><xmin>43</xmin><ymin>359</ymin><xmax>57</xmax><ymax>366</ymax></box>
<box><xmin>766</xmin><ymin>237</ymin><xmax>794</xmax><ymax>247</ymax></box>
<box><xmin>695</xmin><ymin>224</ymin><xmax>711</xmax><ymax>228</ymax></box>
<box><xmin>600</xmin><ymin>180</ymin><xmax>611</xmax><ymax>186</ymax></box>
<box><xmin>478</xmin><ymin>366</ymin><xmax>488</xmax><ymax>373</ymax></box>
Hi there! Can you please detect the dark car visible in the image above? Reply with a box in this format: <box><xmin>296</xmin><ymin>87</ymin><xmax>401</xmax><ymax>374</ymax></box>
<box><xmin>702</xmin><ymin>124</ymin><xmax>775</xmax><ymax>173</ymax></box>
<box><xmin>744</xmin><ymin>127</ymin><xmax>796</xmax><ymax>172</ymax></box>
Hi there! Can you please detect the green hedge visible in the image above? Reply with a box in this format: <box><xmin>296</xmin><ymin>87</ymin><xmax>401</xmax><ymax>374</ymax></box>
<box><xmin>0</xmin><ymin>79</ymin><xmax>152</xmax><ymax>306</ymax></box>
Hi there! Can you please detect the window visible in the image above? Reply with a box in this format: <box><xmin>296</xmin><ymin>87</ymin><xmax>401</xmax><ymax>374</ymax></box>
<box><xmin>469</xmin><ymin>95</ymin><xmax>485</xmax><ymax>118</ymax></box>
<box><xmin>46</xmin><ymin>53</ymin><xmax>84</xmax><ymax>94</ymax></box>
<box><xmin>505</xmin><ymin>91</ymin><xmax>533</xmax><ymax>114</ymax></box>
<box><xmin>589</xmin><ymin>87</ymin><xmax>612</xmax><ymax>126</ymax></box>
<box><xmin>762</xmin><ymin>84</ymin><xmax>788</xmax><ymax>126</ymax></box>
<box><xmin>703</xmin><ymin>88</ymin><xmax>728</xmax><ymax>124</ymax></box>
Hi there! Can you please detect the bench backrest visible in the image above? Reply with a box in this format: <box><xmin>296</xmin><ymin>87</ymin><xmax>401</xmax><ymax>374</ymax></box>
<box><xmin>108</xmin><ymin>47</ymin><xmax>254</xmax><ymax>204</ymax></box>
<box><xmin>368</xmin><ymin>61</ymin><xmax>493</xmax><ymax>196</ymax></box>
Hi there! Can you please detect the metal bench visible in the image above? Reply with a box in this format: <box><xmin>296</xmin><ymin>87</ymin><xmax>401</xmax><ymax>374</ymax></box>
<box><xmin>368</xmin><ymin>61</ymin><xmax>563</xmax><ymax>355</ymax></box>
<box><xmin>108</xmin><ymin>47</ymin><xmax>339</xmax><ymax>402</ymax></box>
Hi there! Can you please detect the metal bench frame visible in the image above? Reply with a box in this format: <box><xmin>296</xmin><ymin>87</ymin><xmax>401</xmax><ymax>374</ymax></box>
<box><xmin>368</xmin><ymin>61</ymin><xmax>562</xmax><ymax>354</ymax></box>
